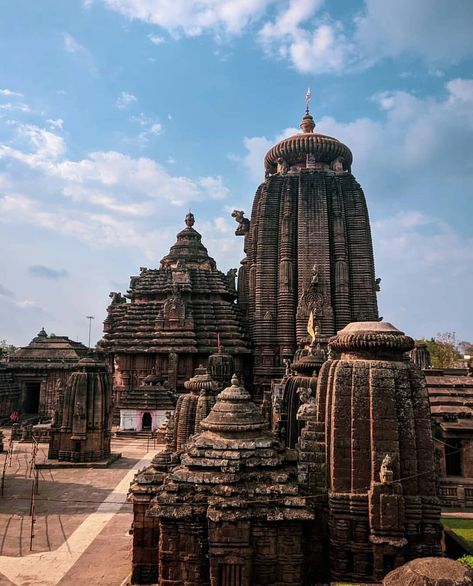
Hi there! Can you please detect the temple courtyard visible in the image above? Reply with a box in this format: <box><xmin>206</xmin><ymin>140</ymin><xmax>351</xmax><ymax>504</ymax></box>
<box><xmin>0</xmin><ymin>432</ymin><xmax>155</xmax><ymax>586</ymax></box>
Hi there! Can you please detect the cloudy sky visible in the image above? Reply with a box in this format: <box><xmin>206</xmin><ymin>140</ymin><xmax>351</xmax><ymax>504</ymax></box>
<box><xmin>1</xmin><ymin>0</ymin><xmax>472</xmax><ymax>347</ymax></box>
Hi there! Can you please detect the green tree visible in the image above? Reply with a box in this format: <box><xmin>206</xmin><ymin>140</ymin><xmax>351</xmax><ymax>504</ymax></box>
<box><xmin>0</xmin><ymin>339</ymin><xmax>17</xmax><ymax>357</ymax></box>
<box><xmin>415</xmin><ymin>331</ymin><xmax>460</xmax><ymax>368</ymax></box>
<box><xmin>458</xmin><ymin>340</ymin><xmax>473</xmax><ymax>358</ymax></box>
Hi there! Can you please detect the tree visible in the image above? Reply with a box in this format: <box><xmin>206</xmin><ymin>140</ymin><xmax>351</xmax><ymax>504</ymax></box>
<box><xmin>415</xmin><ymin>332</ymin><xmax>460</xmax><ymax>368</ymax></box>
<box><xmin>458</xmin><ymin>340</ymin><xmax>473</xmax><ymax>358</ymax></box>
<box><xmin>0</xmin><ymin>339</ymin><xmax>17</xmax><ymax>357</ymax></box>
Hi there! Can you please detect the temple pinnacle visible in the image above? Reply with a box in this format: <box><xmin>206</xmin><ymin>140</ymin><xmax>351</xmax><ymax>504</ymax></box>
<box><xmin>305</xmin><ymin>87</ymin><xmax>312</xmax><ymax>114</ymax></box>
<box><xmin>185</xmin><ymin>211</ymin><xmax>195</xmax><ymax>227</ymax></box>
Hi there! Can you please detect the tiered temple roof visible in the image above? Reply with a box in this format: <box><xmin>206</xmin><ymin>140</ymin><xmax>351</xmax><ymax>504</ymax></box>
<box><xmin>9</xmin><ymin>329</ymin><xmax>88</xmax><ymax>369</ymax></box>
<box><xmin>100</xmin><ymin>215</ymin><xmax>250</xmax><ymax>357</ymax></box>
<box><xmin>147</xmin><ymin>374</ymin><xmax>315</xmax><ymax>585</ymax></box>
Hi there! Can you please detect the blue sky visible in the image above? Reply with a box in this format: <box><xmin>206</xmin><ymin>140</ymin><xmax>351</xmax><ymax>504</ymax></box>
<box><xmin>0</xmin><ymin>0</ymin><xmax>472</xmax><ymax>347</ymax></box>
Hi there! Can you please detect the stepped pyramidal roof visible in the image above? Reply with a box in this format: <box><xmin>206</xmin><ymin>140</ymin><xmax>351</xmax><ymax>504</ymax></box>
<box><xmin>100</xmin><ymin>214</ymin><xmax>250</xmax><ymax>355</ymax></box>
<box><xmin>9</xmin><ymin>329</ymin><xmax>88</xmax><ymax>368</ymax></box>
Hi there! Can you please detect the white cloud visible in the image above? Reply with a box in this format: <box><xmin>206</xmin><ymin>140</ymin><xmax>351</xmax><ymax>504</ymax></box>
<box><xmin>258</xmin><ymin>0</ymin><xmax>352</xmax><ymax>74</ymax></box>
<box><xmin>0</xmin><ymin>89</ymin><xmax>23</xmax><ymax>97</ymax></box>
<box><xmin>138</xmin><ymin>122</ymin><xmax>162</xmax><ymax>141</ymax></box>
<box><xmin>97</xmin><ymin>0</ymin><xmax>473</xmax><ymax>74</ymax></box>
<box><xmin>148</xmin><ymin>33</ymin><xmax>165</xmax><ymax>44</ymax></box>
<box><xmin>100</xmin><ymin>0</ymin><xmax>275</xmax><ymax>37</ymax></box>
<box><xmin>0</xmin><ymin>102</ymin><xmax>30</xmax><ymax>113</ymax></box>
<box><xmin>0</xmin><ymin>123</ymin><xmax>232</xmax><ymax>257</ymax></box>
<box><xmin>63</xmin><ymin>33</ymin><xmax>97</xmax><ymax>73</ymax></box>
<box><xmin>0</xmin><ymin>124</ymin><xmax>66</xmax><ymax>168</ymax></box>
<box><xmin>131</xmin><ymin>112</ymin><xmax>163</xmax><ymax>141</ymax></box>
<box><xmin>355</xmin><ymin>0</ymin><xmax>473</xmax><ymax>65</ymax></box>
<box><xmin>372</xmin><ymin>210</ymin><xmax>473</xmax><ymax>338</ymax></box>
<box><xmin>46</xmin><ymin>118</ymin><xmax>64</xmax><ymax>129</ymax></box>
<box><xmin>116</xmin><ymin>91</ymin><xmax>137</xmax><ymax>109</ymax></box>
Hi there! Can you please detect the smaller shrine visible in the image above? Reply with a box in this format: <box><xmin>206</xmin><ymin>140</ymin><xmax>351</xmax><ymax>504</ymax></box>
<box><xmin>271</xmin><ymin>337</ymin><xmax>326</xmax><ymax>449</ymax></box>
<box><xmin>147</xmin><ymin>374</ymin><xmax>318</xmax><ymax>586</ymax></box>
<box><xmin>173</xmin><ymin>364</ymin><xmax>217</xmax><ymax>450</ymax></box>
<box><xmin>4</xmin><ymin>329</ymin><xmax>88</xmax><ymax>418</ymax></box>
<box><xmin>47</xmin><ymin>358</ymin><xmax>114</xmax><ymax>464</ymax></box>
<box><xmin>118</xmin><ymin>371</ymin><xmax>175</xmax><ymax>433</ymax></box>
<box><xmin>99</xmin><ymin>214</ymin><xmax>250</xmax><ymax>403</ymax></box>
<box><xmin>311</xmin><ymin>322</ymin><xmax>442</xmax><ymax>581</ymax></box>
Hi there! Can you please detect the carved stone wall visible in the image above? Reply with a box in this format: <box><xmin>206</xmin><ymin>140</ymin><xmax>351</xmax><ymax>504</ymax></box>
<box><xmin>48</xmin><ymin>358</ymin><xmax>112</xmax><ymax>462</ymax></box>
<box><xmin>313</xmin><ymin>322</ymin><xmax>442</xmax><ymax>582</ymax></box>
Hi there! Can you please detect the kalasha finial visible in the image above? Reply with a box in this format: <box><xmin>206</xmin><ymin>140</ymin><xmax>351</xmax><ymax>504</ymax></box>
<box><xmin>230</xmin><ymin>373</ymin><xmax>239</xmax><ymax>386</ymax></box>
<box><xmin>305</xmin><ymin>87</ymin><xmax>312</xmax><ymax>114</ymax></box>
<box><xmin>185</xmin><ymin>212</ymin><xmax>195</xmax><ymax>227</ymax></box>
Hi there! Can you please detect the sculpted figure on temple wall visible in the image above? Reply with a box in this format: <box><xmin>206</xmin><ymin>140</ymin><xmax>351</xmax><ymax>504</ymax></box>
<box><xmin>380</xmin><ymin>453</ymin><xmax>394</xmax><ymax>484</ymax></box>
<box><xmin>109</xmin><ymin>291</ymin><xmax>126</xmax><ymax>304</ymax></box>
<box><xmin>231</xmin><ymin>209</ymin><xmax>250</xmax><ymax>235</ymax></box>
<box><xmin>306</xmin><ymin>153</ymin><xmax>317</xmax><ymax>168</ymax></box>
<box><xmin>277</xmin><ymin>156</ymin><xmax>289</xmax><ymax>175</ymax></box>
<box><xmin>332</xmin><ymin>156</ymin><xmax>345</xmax><ymax>172</ymax></box>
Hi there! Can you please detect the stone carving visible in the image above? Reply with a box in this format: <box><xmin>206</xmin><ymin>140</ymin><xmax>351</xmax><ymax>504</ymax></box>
<box><xmin>306</xmin><ymin>153</ymin><xmax>317</xmax><ymax>169</ymax></box>
<box><xmin>226</xmin><ymin>267</ymin><xmax>237</xmax><ymax>290</ymax></box>
<box><xmin>163</xmin><ymin>285</ymin><xmax>185</xmax><ymax>324</ymax></box>
<box><xmin>277</xmin><ymin>156</ymin><xmax>289</xmax><ymax>175</ymax></box>
<box><xmin>185</xmin><ymin>212</ymin><xmax>194</xmax><ymax>227</ymax></box>
<box><xmin>48</xmin><ymin>358</ymin><xmax>112</xmax><ymax>462</ymax></box>
<box><xmin>332</xmin><ymin>156</ymin><xmax>345</xmax><ymax>172</ymax></box>
<box><xmin>109</xmin><ymin>291</ymin><xmax>126</xmax><ymax>304</ymax></box>
<box><xmin>296</xmin><ymin>386</ymin><xmax>316</xmax><ymax>421</ymax></box>
<box><xmin>314</xmin><ymin>322</ymin><xmax>441</xmax><ymax>582</ymax></box>
<box><xmin>147</xmin><ymin>375</ymin><xmax>316</xmax><ymax>585</ymax></box>
<box><xmin>283</xmin><ymin>358</ymin><xmax>292</xmax><ymax>375</ymax></box>
<box><xmin>231</xmin><ymin>209</ymin><xmax>250</xmax><ymax>235</ymax></box>
<box><xmin>375</xmin><ymin>277</ymin><xmax>381</xmax><ymax>291</ymax></box>
<box><xmin>100</xmin><ymin>215</ymin><xmax>250</xmax><ymax>395</ymax></box>
<box><xmin>380</xmin><ymin>454</ymin><xmax>394</xmax><ymax>484</ymax></box>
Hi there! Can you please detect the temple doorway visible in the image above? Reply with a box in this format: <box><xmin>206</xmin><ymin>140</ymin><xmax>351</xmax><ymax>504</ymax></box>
<box><xmin>23</xmin><ymin>382</ymin><xmax>40</xmax><ymax>413</ymax></box>
<box><xmin>142</xmin><ymin>412</ymin><xmax>152</xmax><ymax>431</ymax></box>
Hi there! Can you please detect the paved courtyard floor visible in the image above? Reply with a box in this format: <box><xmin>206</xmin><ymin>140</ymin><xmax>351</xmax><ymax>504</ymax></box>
<box><xmin>0</xmin><ymin>431</ymin><xmax>156</xmax><ymax>586</ymax></box>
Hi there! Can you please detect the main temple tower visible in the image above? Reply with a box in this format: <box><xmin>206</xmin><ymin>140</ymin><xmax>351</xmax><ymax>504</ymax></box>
<box><xmin>236</xmin><ymin>94</ymin><xmax>379</xmax><ymax>391</ymax></box>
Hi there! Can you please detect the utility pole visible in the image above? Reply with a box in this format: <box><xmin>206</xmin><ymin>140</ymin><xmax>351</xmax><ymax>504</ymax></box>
<box><xmin>86</xmin><ymin>316</ymin><xmax>95</xmax><ymax>350</ymax></box>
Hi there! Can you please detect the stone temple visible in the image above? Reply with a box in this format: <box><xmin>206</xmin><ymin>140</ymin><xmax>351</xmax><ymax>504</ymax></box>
<box><xmin>236</xmin><ymin>103</ymin><xmax>379</xmax><ymax>394</ymax></box>
<box><xmin>125</xmin><ymin>98</ymin><xmax>443</xmax><ymax>585</ymax></box>
<box><xmin>99</xmin><ymin>212</ymin><xmax>250</xmax><ymax>426</ymax></box>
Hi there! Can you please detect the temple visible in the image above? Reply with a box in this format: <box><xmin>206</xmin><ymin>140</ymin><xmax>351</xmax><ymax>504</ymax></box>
<box><xmin>99</xmin><ymin>213</ymin><xmax>250</xmax><ymax>418</ymax></box>
<box><xmin>0</xmin><ymin>95</ymin><xmax>458</xmax><ymax>584</ymax></box>
<box><xmin>235</xmin><ymin>98</ymin><xmax>379</xmax><ymax>394</ymax></box>
<box><xmin>124</xmin><ymin>98</ymin><xmax>445</xmax><ymax>584</ymax></box>
<box><xmin>1</xmin><ymin>329</ymin><xmax>88</xmax><ymax>419</ymax></box>
<box><xmin>48</xmin><ymin>357</ymin><xmax>113</xmax><ymax>463</ymax></box>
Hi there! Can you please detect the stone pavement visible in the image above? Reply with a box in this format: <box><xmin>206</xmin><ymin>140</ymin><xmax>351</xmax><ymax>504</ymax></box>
<box><xmin>0</xmin><ymin>431</ymin><xmax>157</xmax><ymax>586</ymax></box>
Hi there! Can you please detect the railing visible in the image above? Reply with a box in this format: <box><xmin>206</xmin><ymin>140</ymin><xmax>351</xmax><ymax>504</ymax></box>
<box><xmin>439</xmin><ymin>478</ymin><xmax>473</xmax><ymax>507</ymax></box>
